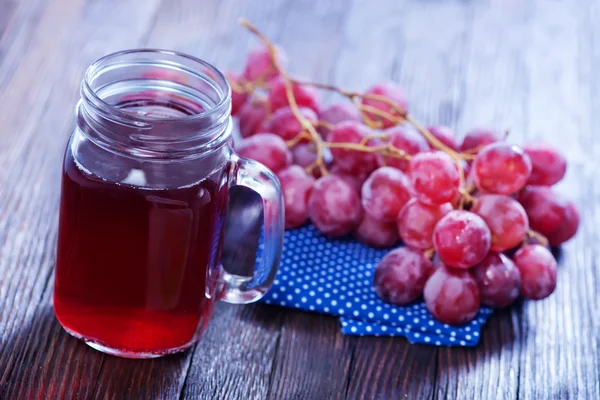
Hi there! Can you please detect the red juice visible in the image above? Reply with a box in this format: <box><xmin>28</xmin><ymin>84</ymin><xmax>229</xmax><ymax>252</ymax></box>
<box><xmin>54</xmin><ymin>151</ymin><xmax>228</xmax><ymax>355</ymax></box>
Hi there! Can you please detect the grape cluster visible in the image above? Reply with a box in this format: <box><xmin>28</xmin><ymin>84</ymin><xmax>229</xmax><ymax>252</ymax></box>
<box><xmin>228</xmin><ymin>23</ymin><xmax>580</xmax><ymax>327</ymax></box>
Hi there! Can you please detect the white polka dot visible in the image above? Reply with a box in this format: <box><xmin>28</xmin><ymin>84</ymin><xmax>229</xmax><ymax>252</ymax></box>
<box><xmin>383</xmin><ymin>313</ymin><xmax>389</xmax><ymax>320</ymax></box>
<box><xmin>361</xmin><ymin>304</ymin><xmax>367</xmax><ymax>310</ymax></box>
<box><xmin>465</xmin><ymin>327</ymin><xmax>471</xmax><ymax>332</ymax></box>
<box><xmin>414</xmin><ymin>333</ymin><xmax>420</xmax><ymax>338</ymax></box>
<box><xmin>272</xmin><ymin>293</ymin><xmax>279</xmax><ymax>299</ymax></box>
<box><xmin>366</xmin><ymin>326</ymin><xmax>372</xmax><ymax>332</ymax></box>
<box><xmin>287</xmin><ymin>294</ymin><xmax>293</xmax><ymax>301</ymax></box>
<box><xmin>368</xmin><ymin>312</ymin><xmax>374</xmax><ymax>318</ymax></box>
<box><xmin>316</xmin><ymin>299</ymin><xmax>322</xmax><ymax>304</ymax></box>
<box><xmin>435</xmin><ymin>329</ymin><xmax>441</xmax><ymax>334</ymax></box>
<box><xmin>351</xmin><ymin>326</ymin><xmax>357</xmax><ymax>333</ymax></box>
<box><xmin>450</xmin><ymin>337</ymin><xmax>455</xmax><ymax>342</ymax></box>
<box><xmin>435</xmin><ymin>341</ymin><xmax>441</xmax><ymax>346</ymax></box>
<box><xmin>339</xmin><ymin>308</ymin><xmax>344</xmax><ymax>314</ymax></box>
<box><xmin>309</xmin><ymin>305</ymin><xmax>315</xmax><ymax>310</ymax></box>
<box><xmin>354</xmin><ymin>311</ymin><xmax>359</xmax><ymax>316</ymax></box>
<box><xmin>428</xmin><ymin>321</ymin><xmax>434</xmax><ymax>326</ymax></box>
<box><xmin>460</xmin><ymin>341</ymin><xmax>466</xmax><ymax>346</ymax></box>
<box><xmin>382</xmin><ymin>326</ymin><xmax>388</xmax><ymax>331</ymax></box>
<box><xmin>324</xmin><ymin>307</ymin><xmax>329</xmax><ymax>312</ymax></box>
<box><xmin>346</xmin><ymin>302</ymin><xmax>352</xmax><ymax>308</ymax></box>
<box><xmin>450</xmin><ymin>331</ymin><xmax>456</xmax><ymax>337</ymax></box>
<box><xmin>301</xmin><ymin>297</ymin><xmax>307</xmax><ymax>303</ymax></box>
<box><xmin>413</xmin><ymin>318</ymin><xmax>420</xmax><ymax>324</ymax></box>
<box><xmin>466</xmin><ymin>334</ymin><xmax>472</xmax><ymax>340</ymax></box>
<box><xmin>399</xmin><ymin>315</ymin><xmax>405</xmax><ymax>321</ymax></box>
<box><xmin>474</xmin><ymin>332</ymin><xmax>479</xmax><ymax>337</ymax></box>
<box><xmin>424</xmin><ymin>337</ymin><xmax>431</xmax><ymax>342</ymax></box>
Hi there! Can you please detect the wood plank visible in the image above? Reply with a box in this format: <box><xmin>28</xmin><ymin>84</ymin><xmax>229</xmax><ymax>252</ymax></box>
<box><xmin>435</xmin><ymin>1</ymin><xmax>529</xmax><ymax>398</ymax></box>
<box><xmin>0</xmin><ymin>1</ymin><xmax>164</xmax><ymax>398</ymax></box>
<box><xmin>516</xmin><ymin>1</ymin><xmax>599</xmax><ymax>398</ymax></box>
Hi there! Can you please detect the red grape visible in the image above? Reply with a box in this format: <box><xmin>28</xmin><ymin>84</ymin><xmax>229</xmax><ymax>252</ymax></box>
<box><xmin>291</xmin><ymin>143</ymin><xmax>317</xmax><ymax>168</ymax></box>
<box><xmin>308</xmin><ymin>175</ymin><xmax>362</xmax><ymax>237</ymax></box>
<box><xmin>427</xmin><ymin>125</ymin><xmax>459</xmax><ymax>151</ymax></box>
<box><xmin>397</xmin><ymin>198</ymin><xmax>452</xmax><ymax>249</ymax></box>
<box><xmin>424</xmin><ymin>265</ymin><xmax>480</xmax><ymax>325</ymax></box>
<box><xmin>361</xmin><ymin>167</ymin><xmax>414</xmax><ymax>222</ymax></box>
<box><xmin>374</xmin><ymin>247</ymin><xmax>433</xmax><ymax>305</ymax></box>
<box><xmin>408</xmin><ymin>151</ymin><xmax>460</xmax><ymax>205</ymax></box>
<box><xmin>471</xmin><ymin>194</ymin><xmax>529</xmax><ymax>252</ymax></box>
<box><xmin>265</xmin><ymin>106</ymin><xmax>318</xmax><ymax>141</ymax></box>
<box><xmin>472</xmin><ymin>252</ymin><xmax>521</xmax><ymax>308</ymax></box>
<box><xmin>237</xmin><ymin>99</ymin><xmax>268</xmax><ymax>138</ymax></box>
<box><xmin>354</xmin><ymin>212</ymin><xmax>399</xmax><ymax>248</ymax></box>
<box><xmin>460</xmin><ymin>128</ymin><xmax>502</xmax><ymax>152</ymax></box>
<box><xmin>278</xmin><ymin>165</ymin><xmax>315</xmax><ymax>229</ymax></box>
<box><xmin>329</xmin><ymin>165</ymin><xmax>365</xmax><ymax>193</ymax></box>
<box><xmin>328</xmin><ymin>121</ymin><xmax>379</xmax><ymax>175</ymax></box>
<box><xmin>267</xmin><ymin>77</ymin><xmax>320</xmax><ymax>114</ymax></box>
<box><xmin>227</xmin><ymin>73</ymin><xmax>248</xmax><ymax>116</ymax></box>
<box><xmin>379</xmin><ymin>127</ymin><xmax>429</xmax><ymax>171</ymax></box>
<box><xmin>518</xmin><ymin>186</ymin><xmax>579</xmax><ymax>246</ymax></box>
<box><xmin>318</xmin><ymin>103</ymin><xmax>362</xmax><ymax>138</ymax></box>
<box><xmin>361</xmin><ymin>82</ymin><xmax>408</xmax><ymax>129</ymax></box>
<box><xmin>433</xmin><ymin>210</ymin><xmax>491</xmax><ymax>269</ymax></box>
<box><xmin>523</xmin><ymin>144</ymin><xmax>567</xmax><ymax>186</ymax></box>
<box><xmin>513</xmin><ymin>244</ymin><xmax>557</xmax><ymax>300</ymax></box>
<box><xmin>236</xmin><ymin>133</ymin><xmax>292</xmax><ymax>174</ymax></box>
<box><xmin>472</xmin><ymin>143</ymin><xmax>532</xmax><ymax>195</ymax></box>
<box><xmin>242</xmin><ymin>44</ymin><xmax>287</xmax><ymax>83</ymax></box>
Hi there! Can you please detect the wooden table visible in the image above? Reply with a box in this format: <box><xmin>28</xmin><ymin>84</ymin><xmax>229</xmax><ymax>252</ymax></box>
<box><xmin>1</xmin><ymin>0</ymin><xmax>598</xmax><ymax>398</ymax></box>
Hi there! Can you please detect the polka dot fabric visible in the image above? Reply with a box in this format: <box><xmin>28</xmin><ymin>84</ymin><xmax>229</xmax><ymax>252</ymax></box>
<box><xmin>261</xmin><ymin>224</ymin><xmax>493</xmax><ymax>346</ymax></box>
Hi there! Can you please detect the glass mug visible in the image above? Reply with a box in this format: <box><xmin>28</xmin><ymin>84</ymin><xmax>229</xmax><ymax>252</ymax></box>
<box><xmin>53</xmin><ymin>50</ymin><xmax>284</xmax><ymax>358</ymax></box>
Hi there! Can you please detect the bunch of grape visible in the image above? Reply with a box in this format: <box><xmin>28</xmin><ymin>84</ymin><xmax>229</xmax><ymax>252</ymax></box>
<box><xmin>228</xmin><ymin>24</ymin><xmax>580</xmax><ymax>326</ymax></box>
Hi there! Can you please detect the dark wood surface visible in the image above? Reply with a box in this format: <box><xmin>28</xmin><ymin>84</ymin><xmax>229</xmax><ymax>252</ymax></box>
<box><xmin>0</xmin><ymin>0</ymin><xmax>598</xmax><ymax>399</ymax></box>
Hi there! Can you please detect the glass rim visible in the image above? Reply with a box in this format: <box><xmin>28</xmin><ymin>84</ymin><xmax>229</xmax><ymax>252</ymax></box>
<box><xmin>82</xmin><ymin>48</ymin><xmax>231</xmax><ymax>124</ymax></box>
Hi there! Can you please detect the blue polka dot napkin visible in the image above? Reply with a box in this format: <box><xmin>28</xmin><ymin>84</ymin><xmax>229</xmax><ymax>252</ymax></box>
<box><xmin>261</xmin><ymin>225</ymin><xmax>493</xmax><ymax>346</ymax></box>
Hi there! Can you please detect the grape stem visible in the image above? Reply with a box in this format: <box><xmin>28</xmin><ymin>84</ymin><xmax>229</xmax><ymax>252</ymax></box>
<box><xmin>526</xmin><ymin>229</ymin><xmax>549</xmax><ymax>247</ymax></box>
<box><xmin>238</xmin><ymin>18</ymin><xmax>475</xmax><ymax>201</ymax></box>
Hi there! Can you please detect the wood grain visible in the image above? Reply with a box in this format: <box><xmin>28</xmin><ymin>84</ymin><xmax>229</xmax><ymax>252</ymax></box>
<box><xmin>0</xmin><ymin>0</ymin><xmax>599</xmax><ymax>399</ymax></box>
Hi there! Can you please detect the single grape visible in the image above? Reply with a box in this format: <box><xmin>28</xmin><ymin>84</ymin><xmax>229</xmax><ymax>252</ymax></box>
<box><xmin>460</xmin><ymin>128</ymin><xmax>502</xmax><ymax>152</ymax></box>
<box><xmin>472</xmin><ymin>143</ymin><xmax>532</xmax><ymax>195</ymax></box>
<box><xmin>379</xmin><ymin>127</ymin><xmax>429</xmax><ymax>171</ymax></box>
<box><xmin>308</xmin><ymin>175</ymin><xmax>362</xmax><ymax>237</ymax></box>
<box><xmin>523</xmin><ymin>144</ymin><xmax>567</xmax><ymax>186</ymax></box>
<box><xmin>267</xmin><ymin>77</ymin><xmax>320</xmax><ymax>114</ymax></box>
<box><xmin>265</xmin><ymin>106</ymin><xmax>318</xmax><ymax>141</ymax></box>
<box><xmin>354</xmin><ymin>212</ymin><xmax>399</xmax><ymax>248</ymax></box>
<box><xmin>512</xmin><ymin>244</ymin><xmax>557</xmax><ymax>300</ymax></box>
<box><xmin>226</xmin><ymin>73</ymin><xmax>248</xmax><ymax>116</ymax></box>
<box><xmin>362</xmin><ymin>167</ymin><xmax>414</xmax><ymax>222</ymax></box>
<box><xmin>328</xmin><ymin>121</ymin><xmax>379</xmax><ymax>176</ymax></box>
<box><xmin>374</xmin><ymin>247</ymin><xmax>433</xmax><ymax>305</ymax></box>
<box><xmin>361</xmin><ymin>82</ymin><xmax>408</xmax><ymax>128</ymax></box>
<box><xmin>433</xmin><ymin>210</ymin><xmax>491</xmax><ymax>269</ymax></box>
<box><xmin>518</xmin><ymin>186</ymin><xmax>580</xmax><ymax>246</ymax></box>
<box><xmin>427</xmin><ymin>125</ymin><xmax>459</xmax><ymax>151</ymax></box>
<box><xmin>237</xmin><ymin>99</ymin><xmax>268</xmax><ymax>138</ymax></box>
<box><xmin>408</xmin><ymin>151</ymin><xmax>460</xmax><ymax>205</ymax></box>
<box><xmin>291</xmin><ymin>142</ymin><xmax>317</xmax><ymax>168</ymax></box>
<box><xmin>278</xmin><ymin>165</ymin><xmax>315</xmax><ymax>229</ymax></box>
<box><xmin>236</xmin><ymin>133</ymin><xmax>292</xmax><ymax>174</ymax></box>
<box><xmin>424</xmin><ymin>265</ymin><xmax>480</xmax><ymax>325</ymax></box>
<box><xmin>472</xmin><ymin>252</ymin><xmax>521</xmax><ymax>308</ymax></box>
<box><xmin>242</xmin><ymin>44</ymin><xmax>288</xmax><ymax>83</ymax></box>
<box><xmin>471</xmin><ymin>194</ymin><xmax>529</xmax><ymax>252</ymax></box>
<box><xmin>329</xmin><ymin>165</ymin><xmax>365</xmax><ymax>193</ymax></box>
<box><xmin>318</xmin><ymin>103</ymin><xmax>362</xmax><ymax>138</ymax></box>
<box><xmin>397</xmin><ymin>198</ymin><xmax>453</xmax><ymax>249</ymax></box>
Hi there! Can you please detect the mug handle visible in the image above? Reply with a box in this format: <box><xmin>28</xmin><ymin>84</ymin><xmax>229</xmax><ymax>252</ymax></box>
<box><xmin>220</xmin><ymin>153</ymin><xmax>285</xmax><ymax>304</ymax></box>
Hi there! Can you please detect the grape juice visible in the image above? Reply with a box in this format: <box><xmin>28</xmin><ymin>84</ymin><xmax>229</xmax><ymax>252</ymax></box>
<box><xmin>54</xmin><ymin>151</ymin><xmax>228</xmax><ymax>356</ymax></box>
